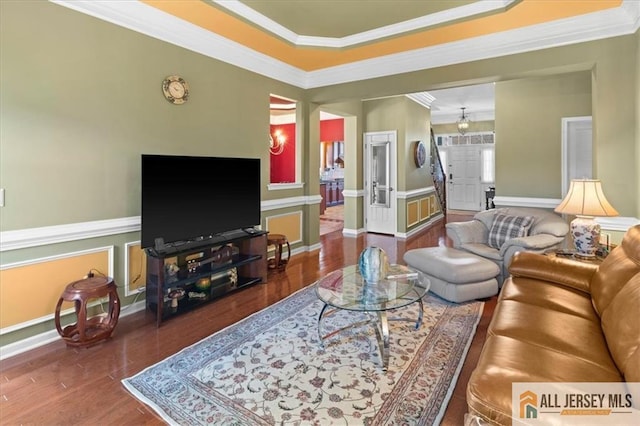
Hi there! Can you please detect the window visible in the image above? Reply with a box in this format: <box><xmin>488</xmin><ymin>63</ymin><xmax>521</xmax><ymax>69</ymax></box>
<box><xmin>438</xmin><ymin>150</ymin><xmax>448</xmax><ymax>176</ymax></box>
<box><xmin>481</xmin><ymin>147</ymin><xmax>494</xmax><ymax>183</ymax></box>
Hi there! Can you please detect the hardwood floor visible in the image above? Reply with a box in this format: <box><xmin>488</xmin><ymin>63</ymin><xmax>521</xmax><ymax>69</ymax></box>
<box><xmin>0</xmin><ymin>212</ymin><xmax>495</xmax><ymax>425</ymax></box>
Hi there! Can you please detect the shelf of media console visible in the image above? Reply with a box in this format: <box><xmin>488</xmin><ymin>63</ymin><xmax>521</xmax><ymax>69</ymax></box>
<box><xmin>147</xmin><ymin>253</ymin><xmax>263</xmax><ymax>290</ymax></box>
<box><xmin>149</xmin><ymin>275</ymin><xmax>263</xmax><ymax>319</ymax></box>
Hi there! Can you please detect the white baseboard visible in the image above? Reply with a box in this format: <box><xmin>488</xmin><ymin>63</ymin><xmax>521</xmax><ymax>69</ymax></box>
<box><xmin>396</xmin><ymin>214</ymin><xmax>445</xmax><ymax>239</ymax></box>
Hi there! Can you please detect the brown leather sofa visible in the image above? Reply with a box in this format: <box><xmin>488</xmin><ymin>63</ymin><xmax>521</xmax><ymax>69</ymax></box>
<box><xmin>466</xmin><ymin>224</ymin><xmax>640</xmax><ymax>424</ymax></box>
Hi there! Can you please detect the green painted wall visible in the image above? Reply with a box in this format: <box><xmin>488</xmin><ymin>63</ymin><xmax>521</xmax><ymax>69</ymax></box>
<box><xmin>495</xmin><ymin>72</ymin><xmax>592</xmax><ymax>199</ymax></box>
<box><xmin>363</xmin><ymin>97</ymin><xmax>432</xmax><ymax>232</ymax></box>
<box><xmin>0</xmin><ymin>0</ymin><xmax>306</xmax><ymax>233</ymax></box>
<box><xmin>308</xmin><ymin>34</ymin><xmax>639</xmax><ymax>217</ymax></box>
<box><xmin>362</xmin><ymin>97</ymin><xmax>431</xmax><ymax>193</ymax></box>
<box><xmin>404</xmin><ymin>98</ymin><xmax>433</xmax><ymax>192</ymax></box>
<box><xmin>636</xmin><ymin>29</ymin><xmax>640</xmax><ymax>218</ymax></box>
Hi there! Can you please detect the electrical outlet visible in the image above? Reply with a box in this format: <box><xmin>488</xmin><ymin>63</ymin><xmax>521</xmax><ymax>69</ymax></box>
<box><xmin>600</xmin><ymin>232</ymin><xmax>611</xmax><ymax>246</ymax></box>
<box><xmin>0</xmin><ymin>188</ymin><xmax>4</xmax><ymax>207</ymax></box>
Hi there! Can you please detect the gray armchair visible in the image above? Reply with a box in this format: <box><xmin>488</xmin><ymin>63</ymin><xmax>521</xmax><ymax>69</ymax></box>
<box><xmin>445</xmin><ymin>207</ymin><xmax>569</xmax><ymax>285</ymax></box>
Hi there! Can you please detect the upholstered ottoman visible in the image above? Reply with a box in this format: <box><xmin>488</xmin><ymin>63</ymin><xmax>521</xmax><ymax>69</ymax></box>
<box><xmin>403</xmin><ymin>247</ymin><xmax>499</xmax><ymax>303</ymax></box>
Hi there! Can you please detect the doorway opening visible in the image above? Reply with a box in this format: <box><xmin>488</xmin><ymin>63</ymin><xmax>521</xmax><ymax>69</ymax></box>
<box><xmin>319</xmin><ymin>111</ymin><xmax>345</xmax><ymax>235</ymax></box>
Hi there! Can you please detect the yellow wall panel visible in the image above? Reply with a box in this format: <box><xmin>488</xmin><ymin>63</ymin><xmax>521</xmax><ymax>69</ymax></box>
<box><xmin>0</xmin><ymin>249</ymin><xmax>110</xmax><ymax>329</ymax></box>
<box><xmin>266</xmin><ymin>212</ymin><xmax>302</xmax><ymax>244</ymax></box>
<box><xmin>407</xmin><ymin>200</ymin><xmax>419</xmax><ymax>227</ymax></box>
<box><xmin>431</xmin><ymin>195</ymin><xmax>440</xmax><ymax>214</ymax></box>
<box><xmin>419</xmin><ymin>197</ymin><xmax>430</xmax><ymax>221</ymax></box>
<box><xmin>126</xmin><ymin>243</ymin><xmax>147</xmax><ymax>295</ymax></box>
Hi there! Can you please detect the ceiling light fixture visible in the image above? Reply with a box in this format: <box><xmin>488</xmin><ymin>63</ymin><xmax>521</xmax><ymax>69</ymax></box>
<box><xmin>457</xmin><ymin>107</ymin><xmax>470</xmax><ymax>135</ymax></box>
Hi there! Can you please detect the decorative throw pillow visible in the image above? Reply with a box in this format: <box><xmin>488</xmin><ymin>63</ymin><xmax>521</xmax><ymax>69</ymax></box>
<box><xmin>488</xmin><ymin>213</ymin><xmax>535</xmax><ymax>249</ymax></box>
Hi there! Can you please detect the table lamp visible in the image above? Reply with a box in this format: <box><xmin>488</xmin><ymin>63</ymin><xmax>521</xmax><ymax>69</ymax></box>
<box><xmin>554</xmin><ymin>179</ymin><xmax>618</xmax><ymax>258</ymax></box>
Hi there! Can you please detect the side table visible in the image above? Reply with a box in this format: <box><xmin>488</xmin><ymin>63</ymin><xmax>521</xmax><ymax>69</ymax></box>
<box><xmin>54</xmin><ymin>276</ymin><xmax>120</xmax><ymax>347</ymax></box>
<box><xmin>267</xmin><ymin>233</ymin><xmax>290</xmax><ymax>271</ymax></box>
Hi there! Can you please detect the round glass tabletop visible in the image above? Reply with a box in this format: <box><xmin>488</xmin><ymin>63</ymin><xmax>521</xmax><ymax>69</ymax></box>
<box><xmin>315</xmin><ymin>264</ymin><xmax>429</xmax><ymax>312</ymax></box>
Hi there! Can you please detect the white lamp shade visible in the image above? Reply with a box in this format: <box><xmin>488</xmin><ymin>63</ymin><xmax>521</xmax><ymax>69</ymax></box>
<box><xmin>554</xmin><ymin>179</ymin><xmax>618</xmax><ymax>217</ymax></box>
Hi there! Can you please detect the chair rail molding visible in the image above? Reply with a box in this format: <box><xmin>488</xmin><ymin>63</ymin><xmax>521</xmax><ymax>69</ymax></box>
<box><xmin>0</xmin><ymin>196</ymin><xmax>322</xmax><ymax>252</ymax></box>
<box><xmin>341</xmin><ymin>189</ymin><xmax>364</xmax><ymax>198</ymax></box>
<box><xmin>396</xmin><ymin>186</ymin><xmax>436</xmax><ymax>199</ymax></box>
<box><xmin>492</xmin><ymin>196</ymin><xmax>562</xmax><ymax>210</ymax></box>
<box><xmin>0</xmin><ymin>217</ymin><xmax>140</xmax><ymax>252</ymax></box>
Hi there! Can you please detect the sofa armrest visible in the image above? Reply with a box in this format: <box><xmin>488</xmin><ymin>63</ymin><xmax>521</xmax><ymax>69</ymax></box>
<box><xmin>499</xmin><ymin>234</ymin><xmax>565</xmax><ymax>255</ymax></box>
<box><xmin>445</xmin><ymin>220</ymin><xmax>487</xmax><ymax>248</ymax></box>
<box><xmin>508</xmin><ymin>252</ymin><xmax>597</xmax><ymax>294</ymax></box>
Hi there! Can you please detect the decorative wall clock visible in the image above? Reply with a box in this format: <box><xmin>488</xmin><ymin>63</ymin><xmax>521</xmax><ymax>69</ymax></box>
<box><xmin>414</xmin><ymin>141</ymin><xmax>426</xmax><ymax>168</ymax></box>
<box><xmin>162</xmin><ymin>75</ymin><xmax>189</xmax><ymax>104</ymax></box>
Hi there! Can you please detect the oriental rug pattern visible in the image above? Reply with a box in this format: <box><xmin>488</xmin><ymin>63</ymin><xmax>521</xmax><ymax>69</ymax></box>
<box><xmin>123</xmin><ymin>285</ymin><xmax>483</xmax><ymax>425</ymax></box>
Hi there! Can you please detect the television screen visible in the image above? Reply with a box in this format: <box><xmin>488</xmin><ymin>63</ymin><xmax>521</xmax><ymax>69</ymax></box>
<box><xmin>141</xmin><ymin>154</ymin><xmax>261</xmax><ymax>249</ymax></box>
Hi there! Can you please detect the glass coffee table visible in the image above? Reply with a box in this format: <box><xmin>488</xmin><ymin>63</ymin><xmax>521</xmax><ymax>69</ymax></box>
<box><xmin>315</xmin><ymin>264</ymin><xmax>430</xmax><ymax>370</ymax></box>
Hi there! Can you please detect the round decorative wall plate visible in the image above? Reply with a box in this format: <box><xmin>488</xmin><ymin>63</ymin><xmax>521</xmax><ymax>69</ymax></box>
<box><xmin>414</xmin><ymin>141</ymin><xmax>427</xmax><ymax>167</ymax></box>
<box><xmin>162</xmin><ymin>75</ymin><xmax>189</xmax><ymax>104</ymax></box>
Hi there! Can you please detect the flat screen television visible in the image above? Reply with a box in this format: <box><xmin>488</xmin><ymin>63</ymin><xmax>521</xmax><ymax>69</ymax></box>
<box><xmin>141</xmin><ymin>154</ymin><xmax>261</xmax><ymax>250</ymax></box>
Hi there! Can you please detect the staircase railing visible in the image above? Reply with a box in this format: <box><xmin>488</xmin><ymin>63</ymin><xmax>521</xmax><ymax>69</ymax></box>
<box><xmin>429</xmin><ymin>128</ymin><xmax>446</xmax><ymax>214</ymax></box>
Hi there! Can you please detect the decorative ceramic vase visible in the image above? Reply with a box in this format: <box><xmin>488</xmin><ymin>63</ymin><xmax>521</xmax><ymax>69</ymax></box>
<box><xmin>358</xmin><ymin>246</ymin><xmax>389</xmax><ymax>283</ymax></box>
<box><xmin>571</xmin><ymin>216</ymin><xmax>600</xmax><ymax>258</ymax></box>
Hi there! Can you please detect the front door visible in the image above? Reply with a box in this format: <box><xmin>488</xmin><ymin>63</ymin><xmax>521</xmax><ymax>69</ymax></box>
<box><xmin>447</xmin><ymin>146</ymin><xmax>481</xmax><ymax>211</ymax></box>
<box><xmin>364</xmin><ymin>131</ymin><xmax>396</xmax><ymax>235</ymax></box>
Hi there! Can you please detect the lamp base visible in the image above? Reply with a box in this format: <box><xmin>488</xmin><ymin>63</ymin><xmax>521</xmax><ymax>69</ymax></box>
<box><xmin>570</xmin><ymin>216</ymin><xmax>600</xmax><ymax>258</ymax></box>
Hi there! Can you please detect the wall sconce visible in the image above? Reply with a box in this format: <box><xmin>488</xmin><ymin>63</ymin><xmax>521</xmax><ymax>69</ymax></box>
<box><xmin>457</xmin><ymin>107</ymin><xmax>470</xmax><ymax>135</ymax></box>
<box><xmin>270</xmin><ymin>129</ymin><xmax>286</xmax><ymax>155</ymax></box>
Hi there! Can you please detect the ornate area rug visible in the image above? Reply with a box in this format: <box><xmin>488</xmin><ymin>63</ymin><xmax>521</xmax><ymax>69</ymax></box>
<box><xmin>122</xmin><ymin>285</ymin><xmax>483</xmax><ymax>425</ymax></box>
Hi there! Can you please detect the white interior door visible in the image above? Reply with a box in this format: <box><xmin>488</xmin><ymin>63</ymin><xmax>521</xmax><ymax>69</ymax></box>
<box><xmin>364</xmin><ymin>131</ymin><xmax>396</xmax><ymax>235</ymax></box>
<box><xmin>562</xmin><ymin>116</ymin><xmax>592</xmax><ymax>195</ymax></box>
<box><xmin>447</xmin><ymin>146</ymin><xmax>481</xmax><ymax>211</ymax></box>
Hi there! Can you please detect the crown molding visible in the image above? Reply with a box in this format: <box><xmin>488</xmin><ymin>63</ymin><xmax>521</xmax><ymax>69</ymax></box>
<box><xmin>212</xmin><ymin>0</ymin><xmax>516</xmax><ymax>48</ymax></box>
<box><xmin>51</xmin><ymin>0</ymin><xmax>309</xmax><ymax>87</ymax></box>
<box><xmin>51</xmin><ymin>1</ymin><xmax>640</xmax><ymax>90</ymax></box>
<box><xmin>304</xmin><ymin>2</ymin><xmax>640</xmax><ymax>88</ymax></box>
